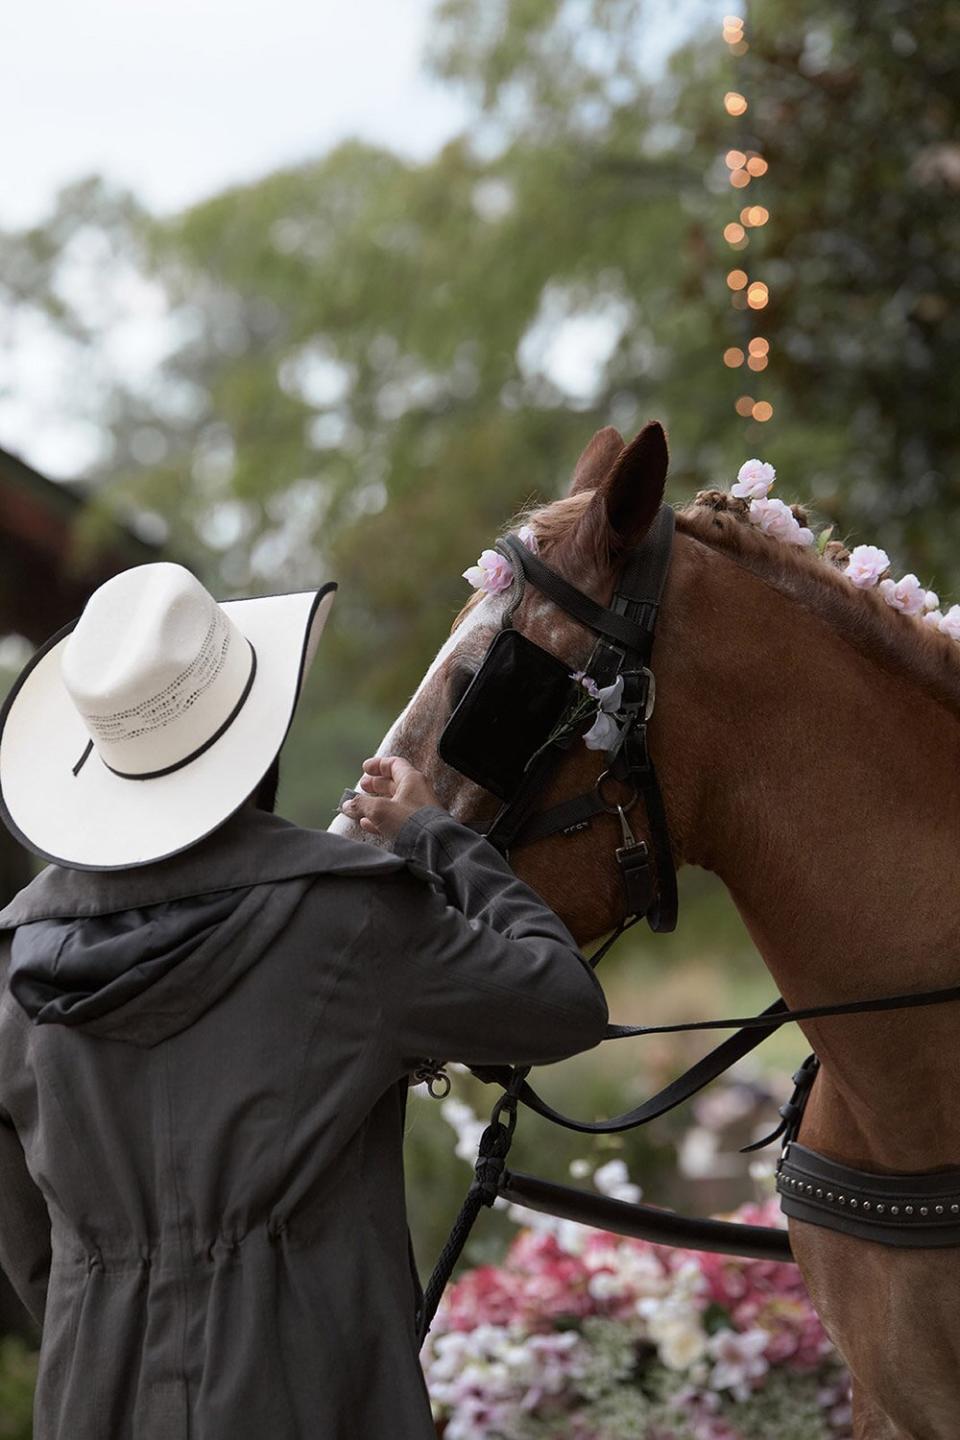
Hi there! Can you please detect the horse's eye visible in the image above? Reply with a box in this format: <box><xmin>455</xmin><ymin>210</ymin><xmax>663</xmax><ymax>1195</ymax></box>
<box><xmin>447</xmin><ymin>663</ymin><xmax>477</xmax><ymax>713</ymax></box>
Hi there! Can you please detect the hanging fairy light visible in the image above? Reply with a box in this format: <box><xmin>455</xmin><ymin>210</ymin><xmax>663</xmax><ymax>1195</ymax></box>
<box><xmin>721</xmin><ymin>9</ymin><xmax>774</xmax><ymax>424</ymax></box>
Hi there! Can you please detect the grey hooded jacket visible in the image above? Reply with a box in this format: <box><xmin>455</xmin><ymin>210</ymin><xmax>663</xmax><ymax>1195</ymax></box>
<box><xmin>0</xmin><ymin>801</ymin><xmax>609</xmax><ymax>1439</ymax></box>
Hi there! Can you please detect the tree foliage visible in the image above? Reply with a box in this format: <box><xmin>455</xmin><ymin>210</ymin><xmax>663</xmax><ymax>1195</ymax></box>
<box><xmin>2</xmin><ymin>0</ymin><xmax>958</xmax><ymax>819</ymax></box>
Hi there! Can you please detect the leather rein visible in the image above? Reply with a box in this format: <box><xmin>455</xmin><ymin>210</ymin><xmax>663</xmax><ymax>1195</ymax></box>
<box><xmin>415</xmin><ymin>503</ymin><xmax>960</xmax><ymax>1346</ymax></box>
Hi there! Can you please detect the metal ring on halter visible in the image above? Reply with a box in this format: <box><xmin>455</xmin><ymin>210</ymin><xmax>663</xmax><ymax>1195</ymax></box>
<box><xmin>594</xmin><ymin>768</ymin><xmax>640</xmax><ymax>815</ymax></box>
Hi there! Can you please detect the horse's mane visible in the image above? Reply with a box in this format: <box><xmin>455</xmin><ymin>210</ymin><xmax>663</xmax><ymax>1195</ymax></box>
<box><xmin>676</xmin><ymin>498</ymin><xmax>960</xmax><ymax>722</ymax></box>
<box><xmin>453</xmin><ymin>487</ymin><xmax>960</xmax><ymax>722</ymax></box>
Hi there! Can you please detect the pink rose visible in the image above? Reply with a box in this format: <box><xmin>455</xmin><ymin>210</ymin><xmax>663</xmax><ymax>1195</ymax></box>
<box><xmin>844</xmin><ymin>544</ymin><xmax>889</xmax><ymax>588</ymax></box>
<box><xmin>878</xmin><ymin>573</ymin><xmax>926</xmax><ymax>616</ymax></box>
<box><xmin>785</xmin><ymin>522</ymin><xmax>815</xmax><ymax>547</ymax></box>
<box><xmin>462</xmin><ymin>548</ymin><xmax>514</xmax><ymax>594</ymax></box>
<box><xmin>923</xmin><ymin>609</ymin><xmax>944</xmax><ymax>629</ymax></box>
<box><xmin>748</xmin><ymin>496</ymin><xmax>810</xmax><ymax>545</ymax></box>
<box><xmin>939</xmin><ymin>605</ymin><xmax>960</xmax><ymax>640</ymax></box>
<box><xmin>732</xmin><ymin>459</ymin><xmax>776</xmax><ymax>500</ymax></box>
<box><xmin>517</xmin><ymin>524</ymin><xmax>539</xmax><ymax>554</ymax></box>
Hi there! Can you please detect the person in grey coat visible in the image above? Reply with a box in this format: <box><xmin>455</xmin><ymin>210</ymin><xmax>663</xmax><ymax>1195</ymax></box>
<box><xmin>0</xmin><ymin>561</ymin><xmax>609</xmax><ymax>1439</ymax></box>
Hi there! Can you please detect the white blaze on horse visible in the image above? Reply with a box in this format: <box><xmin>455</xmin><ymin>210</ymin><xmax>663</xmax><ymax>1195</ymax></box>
<box><xmin>334</xmin><ymin>423</ymin><xmax>960</xmax><ymax>1440</ymax></box>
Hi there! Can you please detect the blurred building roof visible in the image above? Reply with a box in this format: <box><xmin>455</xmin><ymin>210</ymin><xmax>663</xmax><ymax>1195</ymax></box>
<box><xmin>0</xmin><ymin>445</ymin><xmax>160</xmax><ymax>644</ymax></box>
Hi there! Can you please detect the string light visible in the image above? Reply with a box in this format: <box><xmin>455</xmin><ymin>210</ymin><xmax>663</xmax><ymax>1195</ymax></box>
<box><xmin>721</xmin><ymin>10</ymin><xmax>775</xmax><ymax>426</ymax></box>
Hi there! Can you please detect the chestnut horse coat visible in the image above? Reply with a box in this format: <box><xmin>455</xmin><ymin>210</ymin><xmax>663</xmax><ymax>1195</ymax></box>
<box><xmin>0</xmin><ymin>802</ymin><xmax>608</xmax><ymax>1439</ymax></box>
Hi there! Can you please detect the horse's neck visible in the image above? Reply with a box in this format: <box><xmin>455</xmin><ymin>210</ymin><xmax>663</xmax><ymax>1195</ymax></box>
<box><xmin>662</xmin><ymin>536</ymin><xmax>960</xmax><ymax>1168</ymax></box>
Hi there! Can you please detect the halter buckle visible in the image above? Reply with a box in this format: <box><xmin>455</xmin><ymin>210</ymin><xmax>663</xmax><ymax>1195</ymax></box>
<box><xmin>620</xmin><ymin>666</ymin><xmax>656</xmax><ymax>721</ymax></box>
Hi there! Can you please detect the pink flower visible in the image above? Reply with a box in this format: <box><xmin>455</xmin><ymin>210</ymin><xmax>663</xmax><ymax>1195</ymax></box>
<box><xmin>787</xmin><ymin>522</ymin><xmax>816</xmax><ymax>547</ymax></box>
<box><xmin>569</xmin><ymin>671</ymin><xmax>600</xmax><ymax>699</ymax></box>
<box><xmin>844</xmin><ymin>544</ymin><xmax>889</xmax><ymax>588</ymax></box>
<box><xmin>923</xmin><ymin>609</ymin><xmax>943</xmax><ymax>629</ymax></box>
<box><xmin>517</xmin><ymin>524</ymin><xmax>539</xmax><ymax>554</ymax></box>
<box><xmin>924</xmin><ymin>589</ymin><xmax>940</xmax><ymax>611</ymax></box>
<box><xmin>939</xmin><ymin>604</ymin><xmax>960</xmax><ymax>640</ymax></box>
<box><xmin>748</xmin><ymin>496</ymin><xmax>812</xmax><ymax>546</ymax></box>
<box><xmin>732</xmin><ymin>459</ymin><xmax>776</xmax><ymax>500</ymax></box>
<box><xmin>463</xmin><ymin>548</ymin><xmax>514</xmax><ymax>594</ymax></box>
<box><xmin>878</xmin><ymin>573</ymin><xmax>926</xmax><ymax>616</ymax></box>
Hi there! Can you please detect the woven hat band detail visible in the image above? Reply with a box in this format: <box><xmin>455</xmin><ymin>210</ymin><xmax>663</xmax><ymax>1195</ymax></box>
<box><xmin>60</xmin><ymin>564</ymin><xmax>259</xmax><ymax>777</ymax></box>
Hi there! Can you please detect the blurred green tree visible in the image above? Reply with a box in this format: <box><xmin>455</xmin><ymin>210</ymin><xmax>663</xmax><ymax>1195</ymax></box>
<box><xmin>3</xmin><ymin>1</ymin><xmax>953</xmax><ymax>793</ymax></box>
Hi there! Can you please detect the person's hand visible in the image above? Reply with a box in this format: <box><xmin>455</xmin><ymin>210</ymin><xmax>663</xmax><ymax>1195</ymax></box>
<box><xmin>340</xmin><ymin>755</ymin><xmax>444</xmax><ymax>840</ymax></box>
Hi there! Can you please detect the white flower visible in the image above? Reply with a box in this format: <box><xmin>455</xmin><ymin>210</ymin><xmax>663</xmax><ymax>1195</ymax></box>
<box><xmin>592</xmin><ymin>1158</ymin><xmax>643</xmax><ymax>1204</ymax></box>
<box><xmin>657</xmin><ymin>1316</ymin><xmax>708</xmax><ymax>1371</ymax></box>
<box><xmin>581</xmin><ymin>712</ymin><xmax>617</xmax><ymax>750</ymax></box>
<box><xmin>939</xmin><ymin>605</ymin><xmax>960</xmax><ymax>640</ymax></box>
<box><xmin>581</xmin><ymin>674</ymin><xmax>625</xmax><ymax>753</ymax></box>
<box><xmin>748</xmin><ymin>495</ymin><xmax>811</xmax><ymax>546</ymax></box>
<box><xmin>440</xmin><ymin>1097</ymin><xmax>485</xmax><ymax>1163</ymax></box>
<box><xmin>517</xmin><ymin>524</ymin><xmax>539</xmax><ymax>554</ymax></box>
<box><xmin>845</xmin><ymin>544</ymin><xmax>890</xmax><ymax>588</ymax></box>
<box><xmin>732</xmin><ymin>458</ymin><xmax>776</xmax><ymax>500</ymax></box>
<box><xmin>923</xmin><ymin>609</ymin><xmax>944</xmax><ymax>629</ymax></box>
<box><xmin>707</xmin><ymin>1327</ymin><xmax>769</xmax><ymax>1402</ymax></box>
<box><xmin>878</xmin><ymin>573</ymin><xmax>926</xmax><ymax>616</ymax></box>
<box><xmin>924</xmin><ymin>589</ymin><xmax>940</xmax><ymax>611</ymax></box>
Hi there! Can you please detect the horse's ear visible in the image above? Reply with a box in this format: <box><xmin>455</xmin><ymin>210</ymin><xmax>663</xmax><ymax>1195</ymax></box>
<box><xmin>594</xmin><ymin>420</ymin><xmax>669</xmax><ymax>552</ymax></box>
<box><xmin>568</xmin><ymin>426</ymin><xmax>624</xmax><ymax>495</ymax></box>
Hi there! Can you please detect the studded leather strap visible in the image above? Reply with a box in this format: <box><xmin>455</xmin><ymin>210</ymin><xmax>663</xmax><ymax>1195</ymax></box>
<box><xmin>778</xmin><ymin>1143</ymin><xmax>960</xmax><ymax>1248</ymax></box>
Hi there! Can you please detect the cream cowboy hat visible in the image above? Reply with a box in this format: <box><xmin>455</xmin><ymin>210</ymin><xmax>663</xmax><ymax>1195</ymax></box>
<box><xmin>0</xmin><ymin>562</ymin><xmax>336</xmax><ymax>871</ymax></box>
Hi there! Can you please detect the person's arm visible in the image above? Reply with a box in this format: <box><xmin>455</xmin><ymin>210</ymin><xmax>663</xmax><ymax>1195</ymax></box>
<box><xmin>366</xmin><ymin>805</ymin><xmax>608</xmax><ymax>1071</ymax></box>
<box><xmin>342</xmin><ymin>755</ymin><xmax>608</xmax><ymax>1069</ymax></box>
<box><xmin>0</xmin><ymin>1104</ymin><xmax>50</xmax><ymax>1327</ymax></box>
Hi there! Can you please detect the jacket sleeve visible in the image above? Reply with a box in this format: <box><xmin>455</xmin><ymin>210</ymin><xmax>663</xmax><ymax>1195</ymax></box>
<box><xmin>0</xmin><ymin>1103</ymin><xmax>50</xmax><ymax>1327</ymax></box>
<box><xmin>370</xmin><ymin>805</ymin><xmax>608</xmax><ymax>1070</ymax></box>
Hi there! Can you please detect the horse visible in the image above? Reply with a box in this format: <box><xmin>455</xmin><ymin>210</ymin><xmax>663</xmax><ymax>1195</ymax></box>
<box><xmin>332</xmin><ymin>422</ymin><xmax>960</xmax><ymax>1439</ymax></box>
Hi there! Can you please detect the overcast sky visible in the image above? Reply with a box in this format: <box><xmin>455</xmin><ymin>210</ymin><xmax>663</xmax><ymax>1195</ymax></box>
<box><xmin>1</xmin><ymin>0</ymin><xmax>466</xmax><ymax>227</ymax></box>
<box><xmin>0</xmin><ymin>0</ymin><xmax>712</xmax><ymax>481</ymax></box>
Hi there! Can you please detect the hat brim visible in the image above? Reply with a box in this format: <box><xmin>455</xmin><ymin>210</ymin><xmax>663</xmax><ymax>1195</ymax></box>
<box><xmin>0</xmin><ymin>583</ymin><xmax>336</xmax><ymax>871</ymax></box>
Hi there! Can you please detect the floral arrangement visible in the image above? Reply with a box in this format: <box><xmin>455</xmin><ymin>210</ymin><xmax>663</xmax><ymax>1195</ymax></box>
<box><xmin>423</xmin><ymin>1196</ymin><xmax>851</xmax><ymax>1440</ymax></box>
<box><xmin>461</xmin><ymin>458</ymin><xmax>960</xmax><ymax>638</ymax></box>
<box><xmin>426</xmin><ymin>1087</ymin><xmax>852</xmax><ymax>1439</ymax></box>
<box><xmin>729</xmin><ymin>459</ymin><xmax>959</xmax><ymax>635</ymax></box>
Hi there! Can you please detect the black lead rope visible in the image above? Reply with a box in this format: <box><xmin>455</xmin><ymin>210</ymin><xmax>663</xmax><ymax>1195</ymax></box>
<box><xmin>416</xmin><ymin>1068</ymin><xmax>528</xmax><ymax>1346</ymax></box>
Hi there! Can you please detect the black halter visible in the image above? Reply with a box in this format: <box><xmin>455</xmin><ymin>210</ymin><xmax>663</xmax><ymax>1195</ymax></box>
<box><xmin>461</xmin><ymin>504</ymin><xmax>679</xmax><ymax>934</ymax></box>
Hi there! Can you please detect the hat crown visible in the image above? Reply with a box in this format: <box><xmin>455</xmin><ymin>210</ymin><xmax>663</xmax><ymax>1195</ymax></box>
<box><xmin>60</xmin><ymin>563</ymin><xmax>254</xmax><ymax>776</ymax></box>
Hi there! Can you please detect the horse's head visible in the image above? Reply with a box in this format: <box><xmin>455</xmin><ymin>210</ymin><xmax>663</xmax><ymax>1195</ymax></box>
<box><xmin>334</xmin><ymin>421</ymin><xmax>691</xmax><ymax>945</ymax></box>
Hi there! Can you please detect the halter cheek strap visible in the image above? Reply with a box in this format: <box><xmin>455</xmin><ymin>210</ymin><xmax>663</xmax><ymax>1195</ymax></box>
<box><xmin>485</xmin><ymin>506</ymin><xmax>678</xmax><ymax>934</ymax></box>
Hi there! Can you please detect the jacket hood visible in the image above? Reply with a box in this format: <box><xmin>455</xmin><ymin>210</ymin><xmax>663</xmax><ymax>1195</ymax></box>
<box><xmin>9</xmin><ymin>886</ymin><xmax>261</xmax><ymax>1034</ymax></box>
<box><xmin>0</xmin><ymin>803</ymin><xmax>432</xmax><ymax>1048</ymax></box>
